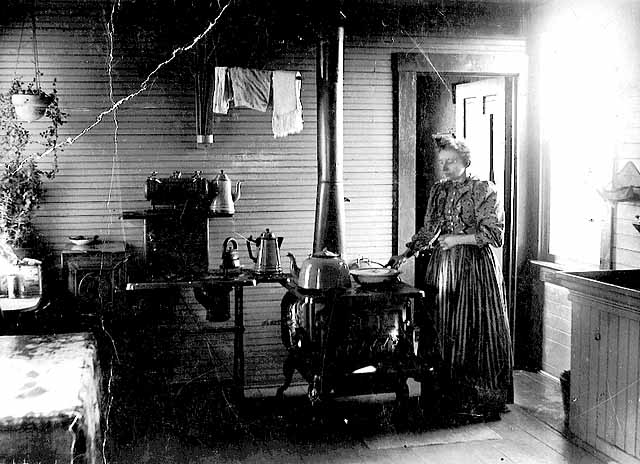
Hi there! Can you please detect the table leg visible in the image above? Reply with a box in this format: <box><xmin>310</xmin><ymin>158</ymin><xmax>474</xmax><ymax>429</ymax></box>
<box><xmin>233</xmin><ymin>284</ymin><xmax>245</xmax><ymax>401</ymax></box>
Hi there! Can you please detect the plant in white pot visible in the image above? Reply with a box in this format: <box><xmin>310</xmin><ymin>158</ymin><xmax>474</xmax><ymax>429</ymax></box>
<box><xmin>0</xmin><ymin>80</ymin><xmax>66</xmax><ymax>255</ymax></box>
<box><xmin>9</xmin><ymin>77</ymin><xmax>55</xmax><ymax>123</ymax></box>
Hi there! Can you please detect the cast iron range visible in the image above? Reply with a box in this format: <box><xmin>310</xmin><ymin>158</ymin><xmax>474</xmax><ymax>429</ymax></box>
<box><xmin>277</xmin><ymin>20</ymin><xmax>429</xmax><ymax>407</ymax></box>
<box><xmin>125</xmin><ymin>170</ymin><xmax>238</xmax><ymax>322</ymax></box>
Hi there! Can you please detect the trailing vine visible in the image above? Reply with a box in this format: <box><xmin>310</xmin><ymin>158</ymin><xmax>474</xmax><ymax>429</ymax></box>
<box><xmin>0</xmin><ymin>79</ymin><xmax>67</xmax><ymax>247</ymax></box>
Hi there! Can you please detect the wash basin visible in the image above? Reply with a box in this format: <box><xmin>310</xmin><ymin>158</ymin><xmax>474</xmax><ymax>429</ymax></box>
<box><xmin>563</xmin><ymin>269</ymin><xmax>640</xmax><ymax>291</ymax></box>
<box><xmin>557</xmin><ymin>269</ymin><xmax>640</xmax><ymax>310</ymax></box>
<box><xmin>554</xmin><ymin>268</ymin><xmax>640</xmax><ymax>463</ymax></box>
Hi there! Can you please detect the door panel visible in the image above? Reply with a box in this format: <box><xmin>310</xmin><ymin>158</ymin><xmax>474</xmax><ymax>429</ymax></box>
<box><xmin>455</xmin><ymin>78</ymin><xmax>506</xmax><ymax>269</ymax></box>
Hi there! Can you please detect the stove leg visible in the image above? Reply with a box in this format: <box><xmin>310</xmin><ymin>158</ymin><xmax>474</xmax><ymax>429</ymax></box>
<box><xmin>275</xmin><ymin>352</ymin><xmax>296</xmax><ymax>401</ymax></box>
<box><xmin>308</xmin><ymin>375</ymin><xmax>322</xmax><ymax>405</ymax></box>
<box><xmin>394</xmin><ymin>378</ymin><xmax>410</xmax><ymax>422</ymax></box>
<box><xmin>419</xmin><ymin>368</ymin><xmax>443</xmax><ymax>426</ymax></box>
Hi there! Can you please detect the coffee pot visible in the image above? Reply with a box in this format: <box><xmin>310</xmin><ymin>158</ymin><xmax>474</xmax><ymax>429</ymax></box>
<box><xmin>221</xmin><ymin>237</ymin><xmax>241</xmax><ymax>273</ymax></box>
<box><xmin>209</xmin><ymin>170</ymin><xmax>242</xmax><ymax>216</ymax></box>
<box><xmin>246</xmin><ymin>228</ymin><xmax>284</xmax><ymax>274</ymax></box>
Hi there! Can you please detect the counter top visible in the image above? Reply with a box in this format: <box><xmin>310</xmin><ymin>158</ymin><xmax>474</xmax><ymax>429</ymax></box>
<box><xmin>556</xmin><ymin>269</ymin><xmax>640</xmax><ymax>315</ymax></box>
<box><xmin>126</xmin><ymin>270</ymin><xmax>257</xmax><ymax>291</ymax></box>
<box><xmin>61</xmin><ymin>241</ymin><xmax>128</xmax><ymax>254</ymax></box>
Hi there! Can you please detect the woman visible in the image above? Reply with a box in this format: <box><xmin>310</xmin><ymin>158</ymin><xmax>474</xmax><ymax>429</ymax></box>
<box><xmin>389</xmin><ymin>133</ymin><xmax>512</xmax><ymax>420</ymax></box>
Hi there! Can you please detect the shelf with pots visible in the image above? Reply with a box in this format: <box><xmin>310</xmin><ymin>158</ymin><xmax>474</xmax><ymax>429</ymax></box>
<box><xmin>599</xmin><ymin>161</ymin><xmax>640</xmax><ymax>203</ymax></box>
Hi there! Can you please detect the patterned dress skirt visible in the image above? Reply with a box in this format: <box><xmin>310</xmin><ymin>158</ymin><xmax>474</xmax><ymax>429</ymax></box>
<box><xmin>424</xmin><ymin>244</ymin><xmax>513</xmax><ymax>415</ymax></box>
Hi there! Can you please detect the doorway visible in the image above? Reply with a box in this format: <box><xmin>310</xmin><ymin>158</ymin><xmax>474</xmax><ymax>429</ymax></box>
<box><xmin>416</xmin><ymin>74</ymin><xmax>512</xmax><ymax>287</ymax></box>
<box><xmin>392</xmin><ymin>52</ymin><xmax>523</xmax><ymax>348</ymax></box>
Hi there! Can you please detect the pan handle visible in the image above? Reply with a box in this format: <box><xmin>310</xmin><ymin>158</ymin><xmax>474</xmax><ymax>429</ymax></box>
<box><xmin>427</xmin><ymin>226</ymin><xmax>442</xmax><ymax>249</ymax></box>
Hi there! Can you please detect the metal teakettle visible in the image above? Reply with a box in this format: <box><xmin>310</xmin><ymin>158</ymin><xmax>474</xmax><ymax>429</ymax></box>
<box><xmin>246</xmin><ymin>228</ymin><xmax>284</xmax><ymax>274</ymax></box>
<box><xmin>209</xmin><ymin>170</ymin><xmax>242</xmax><ymax>216</ymax></box>
<box><xmin>221</xmin><ymin>237</ymin><xmax>241</xmax><ymax>273</ymax></box>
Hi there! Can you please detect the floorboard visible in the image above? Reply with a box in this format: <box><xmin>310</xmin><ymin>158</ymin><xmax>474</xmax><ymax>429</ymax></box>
<box><xmin>107</xmin><ymin>371</ymin><xmax>608</xmax><ymax>464</ymax></box>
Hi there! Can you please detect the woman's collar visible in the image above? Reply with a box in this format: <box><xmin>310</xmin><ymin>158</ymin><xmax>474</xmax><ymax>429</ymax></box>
<box><xmin>444</xmin><ymin>173</ymin><xmax>472</xmax><ymax>185</ymax></box>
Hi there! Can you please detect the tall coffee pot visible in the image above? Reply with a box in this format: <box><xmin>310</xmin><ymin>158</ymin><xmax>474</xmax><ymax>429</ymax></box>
<box><xmin>246</xmin><ymin>229</ymin><xmax>284</xmax><ymax>274</ymax></box>
<box><xmin>209</xmin><ymin>170</ymin><xmax>242</xmax><ymax>216</ymax></box>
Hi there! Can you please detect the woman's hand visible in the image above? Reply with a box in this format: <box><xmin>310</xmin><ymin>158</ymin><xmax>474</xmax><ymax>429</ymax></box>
<box><xmin>437</xmin><ymin>234</ymin><xmax>460</xmax><ymax>251</ymax></box>
<box><xmin>386</xmin><ymin>253</ymin><xmax>408</xmax><ymax>269</ymax></box>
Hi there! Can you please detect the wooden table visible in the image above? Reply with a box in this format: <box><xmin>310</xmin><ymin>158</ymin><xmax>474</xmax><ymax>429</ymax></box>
<box><xmin>126</xmin><ymin>271</ymin><xmax>257</xmax><ymax>400</ymax></box>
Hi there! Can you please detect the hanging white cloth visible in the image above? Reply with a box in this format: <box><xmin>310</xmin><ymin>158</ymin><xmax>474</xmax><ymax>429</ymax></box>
<box><xmin>212</xmin><ymin>66</ymin><xmax>231</xmax><ymax>114</ymax></box>
<box><xmin>271</xmin><ymin>71</ymin><xmax>303</xmax><ymax>138</ymax></box>
<box><xmin>229</xmin><ymin>67</ymin><xmax>271</xmax><ymax>112</ymax></box>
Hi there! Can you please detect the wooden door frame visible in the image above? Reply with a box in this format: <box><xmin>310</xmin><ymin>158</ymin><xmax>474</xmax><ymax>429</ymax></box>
<box><xmin>392</xmin><ymin>51</ymin><xmax>526</xmax><ymax>344</ymax></box>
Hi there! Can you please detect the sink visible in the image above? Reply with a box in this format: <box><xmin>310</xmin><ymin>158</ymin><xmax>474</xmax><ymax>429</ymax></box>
<box><xmin>555</xmin><ymin>268</ymin><xmax>640</xmax><ymax>462</ymax></box>
<box><xmin>557</xmin><ymin>269</ymin><xmax>640</xmax><ymax>310</ymax></box>
<box><xmin>563</xmin><ymin>269</ymin><xmax>640</xmax><ymax>291</ymax></box>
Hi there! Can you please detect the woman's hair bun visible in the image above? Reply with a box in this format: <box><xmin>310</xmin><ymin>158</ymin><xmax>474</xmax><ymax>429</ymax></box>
<box><xmin>432</xmin><ymin>132</ymin><xmax>472</xmax><ymax>167</ymax></box>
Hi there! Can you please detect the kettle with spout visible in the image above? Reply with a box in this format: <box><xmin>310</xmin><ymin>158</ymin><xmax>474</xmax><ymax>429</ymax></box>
<box><xmin>287</xmin><ymin>248</ymin><xmax>351</xmax><ymax>290</ymax></box>
<box><xmin>221</xmin><ymin>237</ymin><xmax>241</xmax><ymax>273</ymax></box>
<box><xmin>246</xmin><ymin>228</ymin><xmax>284</xmax><ymax>274</ymax></box>
<box><xmin>209</xmin><ymin>170</ymin><xmax>242</xmax><ymax>216</ymax></box>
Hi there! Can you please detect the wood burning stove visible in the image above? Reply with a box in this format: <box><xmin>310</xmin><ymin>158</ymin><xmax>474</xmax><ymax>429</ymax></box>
<box><xmin>278</xmin><ymin>281</ymin><xmax>440</xmax><ymax>408</ymax></box>
<box><xmin>123</xmin><ymin>171</ymin><xmax>210</xmax><ymax>280</ymax></box>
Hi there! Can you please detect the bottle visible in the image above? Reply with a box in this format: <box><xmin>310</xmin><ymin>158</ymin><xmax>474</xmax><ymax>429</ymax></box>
<box><xmin>6</xmin><ymin>275</ymin><xmax>23</xmax><ymax>298</ymax></box>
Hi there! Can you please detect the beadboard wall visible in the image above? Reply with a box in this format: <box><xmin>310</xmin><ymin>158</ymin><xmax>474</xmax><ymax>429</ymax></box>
<box><xmin>0</xmin><ymin>1</ymin><xmax>527</xmax><ymax>386</ymax></box>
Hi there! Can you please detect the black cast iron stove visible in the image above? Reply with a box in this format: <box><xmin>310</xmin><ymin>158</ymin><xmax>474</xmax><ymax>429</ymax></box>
<box><xmin>278</xmin><ymin>280</ymin><xmax>439</xmax><ymax>408</ymax></box>
<box><xmin>123</xmin><ymin>170</ymin><xmax>211</xmax><ymax>280</ymax></box>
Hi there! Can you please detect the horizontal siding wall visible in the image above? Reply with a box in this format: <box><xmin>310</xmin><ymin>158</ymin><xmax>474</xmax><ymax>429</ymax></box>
<box><xmin>614</xmin><ymin>84</ymin><xmax>640</xmax><ymax>268</ymax></box>
<box><xmin>0</xmin><ymin>1</ymin><xmax>526</xmax><ymax>387</ymax></box>
<box><xmin>539</xmin><ymin>267</ymin><xmax>571</xmax><ymax>378</ymax></box>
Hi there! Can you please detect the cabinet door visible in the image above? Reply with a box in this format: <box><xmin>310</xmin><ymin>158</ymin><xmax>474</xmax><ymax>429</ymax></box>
<box><xmin>570</xmin><ymin>297</ymin><xmax>599</xmax><ymax>445</ymax></box>
<box><xmin>568</xmin><ymin>290</ymin><xmax>640</xmax><ymax>463</ymax></box>
<box><xmin>597</xmin><ymin>311</ymin><xmax>640</xmax><ymax>457</ymax></box>
<box><xmin>595</xmin><ymin>308</ymin><xmax>640</xmax><ymax>459</ymax></box>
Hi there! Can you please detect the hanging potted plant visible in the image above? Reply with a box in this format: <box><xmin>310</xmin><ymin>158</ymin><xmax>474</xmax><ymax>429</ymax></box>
<box><xmin>0</xmin><ymin>1</ymin><xmax>67</xmax><ymax>256</ymax></box>
<box><xmin>0</xmin><ymin>81</ymin><xmax>66</xmax><ymax>256</ymax></box>
<box><xmin>10</xmin><ymin>4</ymin><xmax>56</xmax><ymax>123</ymax></box>
<box><xmin>9</xmin><ymin>77</ymin><xmax>54</xmax><ymax>123</ymax></box>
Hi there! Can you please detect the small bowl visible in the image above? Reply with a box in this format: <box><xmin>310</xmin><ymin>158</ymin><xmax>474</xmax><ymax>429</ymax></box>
<box><xmin>69</xmin><ymin>235</ymin><xmax>98</xmax><ymax>246</ymax></box>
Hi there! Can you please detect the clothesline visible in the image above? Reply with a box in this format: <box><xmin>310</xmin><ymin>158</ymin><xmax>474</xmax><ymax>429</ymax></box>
<box><xmin>211</xmin><ymin>66</ymin><xmax>304</xmax><ymax>138</ymax></box>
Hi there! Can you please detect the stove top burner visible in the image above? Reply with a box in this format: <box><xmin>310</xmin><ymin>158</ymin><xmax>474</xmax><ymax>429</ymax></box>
<box><xmin>145</xmin><ymin>171</ymin><xmax>210</xmax><ymax>209</ymax></box>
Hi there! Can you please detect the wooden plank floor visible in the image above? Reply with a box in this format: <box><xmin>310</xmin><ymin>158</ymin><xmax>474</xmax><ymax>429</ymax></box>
<box><xmin>108</xmin><ymin>371</ymin><xmax>607</xmax><ymax>464</ymax></box>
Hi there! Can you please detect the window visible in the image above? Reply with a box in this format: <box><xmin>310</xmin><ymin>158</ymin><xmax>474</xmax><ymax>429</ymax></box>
<box><xmin>537</xmin><ymin>1</ymin><xmax>628</xmax><ymax>268</ymax></box>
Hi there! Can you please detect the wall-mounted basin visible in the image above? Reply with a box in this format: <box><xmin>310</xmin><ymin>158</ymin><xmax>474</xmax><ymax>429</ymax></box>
<box><xmin>563</xmin><ymin>269</ymin><xmax>640</xmax><ymax>291</ymax></box>
<box><xmin>553</xmin><ymin>267</ymin><xmax>640</xmax><ymax>463</ymax></box>
<box><xmin>557</xmin><ymin>268</ymin><xmax>640</xmax><ymax>312</ymax></box>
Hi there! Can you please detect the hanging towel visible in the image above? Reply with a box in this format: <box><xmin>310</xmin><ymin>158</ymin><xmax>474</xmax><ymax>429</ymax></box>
<box><xmin>272</xmin><ymin>71</ymin><xmax>303</xmax><ymax>138</ymax></box>
<box><xmin>229</xmin><ymin>67</ymin><xmax>271</xmax><ymax>112</ymax></box>
<box><xmin>212</xmin><ymin>66</ymin><xmax>231</xmax><ymax>114</ymax></box>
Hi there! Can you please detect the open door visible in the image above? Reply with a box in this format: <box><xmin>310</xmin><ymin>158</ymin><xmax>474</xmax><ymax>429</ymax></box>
<box><xmin>396</xmin><ymin>52</ymin><xmax>523</xmax><ymax>372</ymax></box>
<box><xmin>455</xmin><ymin>78</ymin><xmax>506</xmax><ymax>269</ymax></box>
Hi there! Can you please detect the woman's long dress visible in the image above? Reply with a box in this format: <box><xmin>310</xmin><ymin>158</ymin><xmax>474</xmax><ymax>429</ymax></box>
<box><xmin>407</xmin><ymin>176</ymin><xmax>513</xmax><ymax>414</ymax></box>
